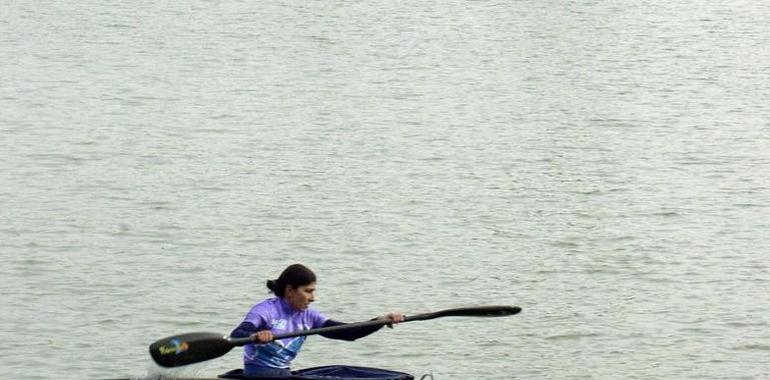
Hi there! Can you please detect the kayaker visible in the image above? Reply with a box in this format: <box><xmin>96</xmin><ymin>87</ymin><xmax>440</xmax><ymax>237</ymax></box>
<box><xmin>231</xmin><ymin>263</ymin><xmax>405</xmax><ymax>378</ymax></box>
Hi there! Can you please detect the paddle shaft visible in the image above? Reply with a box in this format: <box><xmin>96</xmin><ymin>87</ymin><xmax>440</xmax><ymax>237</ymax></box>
<box><xmin>229</xmin><ymin>314</ymin><xmax>412</xmax><ymax>345</ymax></box>
<box><xmin>229</xmin><ymin>305</ymin><xmax>521</xmax><ymax>346</ymax></box>
<box><xmin>150</xmin><ymin>305</ymin><xmax>520</xmax><ymax>367</ymax></box>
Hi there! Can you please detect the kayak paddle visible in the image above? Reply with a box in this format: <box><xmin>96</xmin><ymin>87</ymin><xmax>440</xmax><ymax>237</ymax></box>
<box><xmin>149</xmin><ymin>305</ymin><xmax>521</xmax><ymax>367</ymax></box>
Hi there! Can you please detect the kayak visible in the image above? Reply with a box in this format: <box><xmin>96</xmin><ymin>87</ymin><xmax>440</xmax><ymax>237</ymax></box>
<box><xmin>218</xmin><ymin>365</ymin><xmax>414</xmax><ymax>379</ymax></box>
<box><xmin>105</xmin><ymin>365</ymin><xmax>416</xmax><ymax>380</ymax></box>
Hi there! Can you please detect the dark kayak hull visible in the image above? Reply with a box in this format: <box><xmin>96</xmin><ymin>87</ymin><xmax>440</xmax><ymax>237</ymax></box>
<box><xmin>104</xmin><ymin>365</ymin><xmax>414</xmax><ymax>380</ymax></box>
<box><xmin>219</xmin><ymin>366</ymin><xmax>414</xmax><ymax>380</ymax></box>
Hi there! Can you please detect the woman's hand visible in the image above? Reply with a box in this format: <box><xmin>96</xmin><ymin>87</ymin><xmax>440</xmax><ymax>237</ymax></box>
<box><xmin>377</xmin><ymin>312</ymin><xmax>405</xmax><ymax>328</ymax></box>
<box><xmin>251</xmin><ymin>330</ymin><xmax>274</xmax><ymax>344</ymax></box>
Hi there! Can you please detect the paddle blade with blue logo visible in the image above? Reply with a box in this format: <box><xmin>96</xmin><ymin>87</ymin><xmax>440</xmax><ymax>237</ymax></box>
<box><xmin>149</xmin><ymin>332</ymin><xmax>236</xmax><ymax>368</ymax></box>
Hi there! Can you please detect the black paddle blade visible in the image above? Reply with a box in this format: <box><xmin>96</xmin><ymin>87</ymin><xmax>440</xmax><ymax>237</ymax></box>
<box><xmin>149</xmin><ymin>332</ymin><xmax>235</xmax><ymax>367</ymax></box>
<box><xmin>436</xmin><ymin>305</ymin><xmax>521</xmax><ymax>317</ymax></box>
<box><xmin>407</xmin><ymin>305</ymin><xmax>522</xmax><ymax>322</ymax></box>
<box><xmin>445</xmin><ymin>306</ymin><xmax>521</xmax><ymax>317</ymax></box>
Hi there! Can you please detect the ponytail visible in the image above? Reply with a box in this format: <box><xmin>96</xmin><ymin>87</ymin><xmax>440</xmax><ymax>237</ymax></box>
<box><xmin>266</xmin><ymin>264</ymin><xmax>316</xmax><ymax>297</ymax></box>
<box><xmin>266</xmin><ymin>279</ymin><xmax>279</xmax><ymax>293</ymax></box>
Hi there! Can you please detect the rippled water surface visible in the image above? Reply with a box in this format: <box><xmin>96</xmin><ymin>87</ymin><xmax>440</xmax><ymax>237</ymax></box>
<box><xmin>2</xmin><ymin>1</ymin><xmax>770</xmax><ymax>379</ymax></box>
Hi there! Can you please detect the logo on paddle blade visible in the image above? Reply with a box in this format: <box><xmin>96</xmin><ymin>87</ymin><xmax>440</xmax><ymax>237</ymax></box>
<box><xmin>158</xmin><ymin>339</ymin><xmax>189</xmax><ymax>355</ymax></box>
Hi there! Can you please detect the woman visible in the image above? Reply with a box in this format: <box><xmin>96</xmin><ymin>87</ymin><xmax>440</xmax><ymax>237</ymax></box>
<box><xmin>231</xmin><ymin>264</ymin><xmax>404</xmax><ymax>378</ymax></box>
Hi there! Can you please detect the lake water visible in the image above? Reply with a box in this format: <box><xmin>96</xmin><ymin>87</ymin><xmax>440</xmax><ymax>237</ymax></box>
<box><xmin>2</xmin><ymin>1</ymin><xmax>769</xmax><ymax>379</ymax></box>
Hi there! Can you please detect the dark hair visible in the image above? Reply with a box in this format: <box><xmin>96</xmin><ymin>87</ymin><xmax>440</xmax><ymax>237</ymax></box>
<box><xmin>267</xmin><ymin>264</ymin><xmax>316</xmax><ymax>297</ymax></box>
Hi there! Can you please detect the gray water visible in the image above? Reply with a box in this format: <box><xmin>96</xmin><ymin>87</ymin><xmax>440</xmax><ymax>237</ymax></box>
<box><xmin>2</xmin><ymin>1</ymin><xmax>770</xmax><ymax>379</ymax></box>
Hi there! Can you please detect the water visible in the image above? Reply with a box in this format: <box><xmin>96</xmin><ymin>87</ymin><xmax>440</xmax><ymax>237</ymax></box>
<box><xmin>2</xmin><ymin>1</ymin><xmax>769</xmax><ymax>379</ymax></box>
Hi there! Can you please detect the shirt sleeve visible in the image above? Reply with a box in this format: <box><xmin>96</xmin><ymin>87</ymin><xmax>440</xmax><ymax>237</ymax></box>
<box><xmin>308</xmin><ymin>308</ymin><xmax>330</xmax><ymax>329</ymax></box>
<box><xmin>319</xmin><ymin>319</ymin><xmax>384</xmax><ymax>341</ymax></box>
<box><xmin>230</xmin><ymin>321</ymin><xmax>257</xmax><ymax>338</ymax></box>
<box><xmin>231</xmin><ymin>303</ymin><xmax>270</xmax><ymax>338</ymax></box>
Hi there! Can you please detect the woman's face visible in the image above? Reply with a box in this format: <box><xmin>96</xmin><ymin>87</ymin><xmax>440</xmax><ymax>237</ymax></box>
<box><xmin>285</xmin><ymin>282</ymin><xmax>316</xmax><ymax>311</ymax></box>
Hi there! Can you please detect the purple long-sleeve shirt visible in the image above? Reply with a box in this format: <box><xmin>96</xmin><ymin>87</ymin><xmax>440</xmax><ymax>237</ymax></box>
<box><xmin>231</xmin><ymin>297</ymin><xmax>383</xmax><ymax>369</ymax></box>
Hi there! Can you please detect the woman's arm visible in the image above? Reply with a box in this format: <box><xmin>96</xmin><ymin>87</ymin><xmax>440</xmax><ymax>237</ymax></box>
<box><xmin>319</xmin><ymin>313</ymin><xmax>404</xmax><ymax>341</ymax></box>
<box><xmin>232</xmin><ymin>321</ymin><xmax>275</xmax><ymax>343</ymax></box>
<box><xmin>230</xmin><ymin>321</ymin><xmax>258</xmax><ymax>338</ymax></box>
<box><xmin>318</xmin><ymin>319</ymin><xmax>383</xmax><ymax>341</ymax></box>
